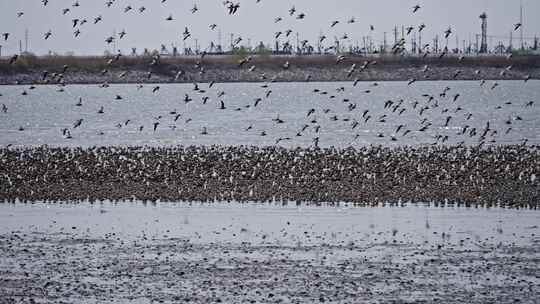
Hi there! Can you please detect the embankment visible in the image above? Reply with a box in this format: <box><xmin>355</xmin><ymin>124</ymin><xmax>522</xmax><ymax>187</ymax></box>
<box><xmin>0</xmin><ymin>54</ymin><xmax>539</xmax><ymax>85</ymax></box>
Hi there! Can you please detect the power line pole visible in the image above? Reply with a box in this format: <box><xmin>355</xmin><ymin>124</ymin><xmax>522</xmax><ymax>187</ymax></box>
<box><xmin>217</xmin><ymin>29</ymin><xmax>222</xmax><ymax>51</ymax></box>
<box><xmin>112</xmin><ymin>29</ymin><xmax>117</xmax><ymax>54</ymax></box>
<box><xmin>418</xmin><ymin>30</ymin><xmax>422</xmax><ymax>53</ymax></box>
<box><xmin>316</xmin><ymin>33</ymin><xmax>320</xmax><ymax>54</ymax></box>
<box><xmin>520</xmin><ymin>0</ymin><xmax>524</xmax><ymax>50</ymax></box>
<box><xmin>412</xmin><ymin>31</ymin><xmax>416</xmax><ymax>54</ymax></box>
<box><xmin>509</xmin><ymin>31</ymin><xmax>513</xmax><ymax>52</ymax></box>
<box><xmin>383</xmin><ymin>32</ymin><xmax>387</xmax><ymax>53</ymax></box>
<box><xmin>401</xmin><ymin>25</ymin><xmax>405</xmax><ymax>51</ymax></box>
<box><xmin>25</xmin><ymin>28</ymin><xmax>28</xmax><ymax>53</ymax></box>
<box><xmin>363</xmin><ymin>36</ymin><xmax>366</xmax><ymax>55</ymax></box>
<box><xmin>296</xmin><ymin>32</ymin><xmax>300</xmax><ymax>54</ymax></box>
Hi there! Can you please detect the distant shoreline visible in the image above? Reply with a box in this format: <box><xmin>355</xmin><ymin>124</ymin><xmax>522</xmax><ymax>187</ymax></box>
<box><xmin>1</xmin><ymin>54</ymin><xmax>539</xmax><ymax>85</ymax></box>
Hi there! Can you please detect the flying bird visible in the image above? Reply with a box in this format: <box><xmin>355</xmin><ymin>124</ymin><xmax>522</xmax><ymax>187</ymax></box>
<box><xmin>227</xmin><ymin>2</ymin><xmax>240</xmax><ymax>15</ymax></box>
<box><xmin>289</xmin><ymin>6</ymin><xmax>296</xmax><ymax>16</ymax></box>
<box><xmin>444</xmin><ymin>27</ymin><xmax>452</xmax><ymax>39</ymax></box>
<box><xmin>183</xmin><ymin>27</ymin><xmax>191</xmax><ymax>40</ymax></box>
<box><xmin>73</xmin><ymin>119</ymin><xmax>83</xmax><ymax>128</ymax></box>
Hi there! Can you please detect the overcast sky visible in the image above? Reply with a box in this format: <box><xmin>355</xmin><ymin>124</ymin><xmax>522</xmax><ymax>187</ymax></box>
<box><xmin>0</xmin><ymin>0</ymin><xmax>539</xmax><ymax>56</ymax></box>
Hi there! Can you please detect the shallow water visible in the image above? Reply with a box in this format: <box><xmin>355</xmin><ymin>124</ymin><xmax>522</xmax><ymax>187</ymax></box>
<box><xmin>1</xmin><ymin>202</ymin><xmax>538</xmax><ymax>245</ymax></box>
<box><xmin>0</xmin><ymin>80</ymin><xmax>538</xmax><ymax>147</ymax></box>
<box><xmin>0</xmin><ymin>203</ymin><xmax>539</xmax><ymax>303</ymax></box>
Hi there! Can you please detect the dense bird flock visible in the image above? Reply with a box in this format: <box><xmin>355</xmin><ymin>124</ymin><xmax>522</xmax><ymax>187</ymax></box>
<box><xmin>0</xmin><ymin>0</ymin><xmax>538</xmax><ymax>208</ymax></box>
<box><xmin>1</xmin><ymin>145</ymin><xmax>538</xmax><ymax>208</ymax></box>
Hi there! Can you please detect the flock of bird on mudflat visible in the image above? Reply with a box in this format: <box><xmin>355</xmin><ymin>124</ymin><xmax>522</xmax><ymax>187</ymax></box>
<box><xmin>1</xmin><ymin>145</ymin><xmax>538</xmax><ymax>207</ymax></box>
<box><xmin>0</xmin><ymin>1</ymin><xmax>538</xmax><ymax>207</ymax></box>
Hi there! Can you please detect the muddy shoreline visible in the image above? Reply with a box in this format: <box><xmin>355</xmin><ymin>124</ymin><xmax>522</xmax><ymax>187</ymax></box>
<box><xmin>1</xmin><ymin>66</ymin><xmax>538</xmax><ymax>85</ymax></box>
<box><xmin>1</xmin><ymin>55</ymin><xmax>539</xmax><ymax>85</ymax></box>
<box><xmin>1</xmin><ymin>202</ymin><xmax>539</xmax><ymax>304</ymax></box>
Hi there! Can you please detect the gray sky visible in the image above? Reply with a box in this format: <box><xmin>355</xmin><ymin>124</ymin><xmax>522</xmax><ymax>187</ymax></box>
<box><xmin>0</xmin><ymin>0</ymin><xmax>539</xmax><ymax>56</ymax></box>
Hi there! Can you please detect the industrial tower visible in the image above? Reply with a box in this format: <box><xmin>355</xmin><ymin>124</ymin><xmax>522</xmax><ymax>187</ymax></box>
<box><xmin>479</xmin><ymin>13</ymin><xmax>488</xmax><ymax>53</ymax></box>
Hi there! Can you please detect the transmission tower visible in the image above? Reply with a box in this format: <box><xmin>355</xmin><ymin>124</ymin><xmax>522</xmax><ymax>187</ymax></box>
<box><xmin>479</xmin><ymin>13</ymin><xmax>488</xmax><ymax>53</ymax></box>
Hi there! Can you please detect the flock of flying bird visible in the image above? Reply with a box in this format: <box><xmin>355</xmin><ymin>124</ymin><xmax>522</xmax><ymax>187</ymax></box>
<box><xmin>1</xmin><ymin>1</ymin><xmax>525</xmax><ymax>54</ymax></box>
<box><xmin>0</xmin><ymin>0</ymin><xmax>536</xmax><ymax>149</ymax></box>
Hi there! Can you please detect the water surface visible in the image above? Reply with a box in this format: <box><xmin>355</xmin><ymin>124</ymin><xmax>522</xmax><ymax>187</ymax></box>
<box><xmin>0</xmin><ymin>202</ymin><xmax>538</xmax><ymax>303</ymax></box>
<box><xmin>0</xmin><ymin>80</ymin><xmax>538</xmax><ymax>147</ymax></box>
